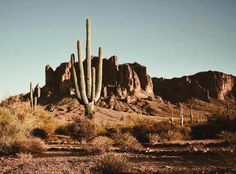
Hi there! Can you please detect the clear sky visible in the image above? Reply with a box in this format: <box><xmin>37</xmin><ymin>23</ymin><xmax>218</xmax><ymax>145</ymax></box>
<box><xmin>0</xmin><ymin>0</ymin><xmax>236</xmax><ymax>99</ymax></box>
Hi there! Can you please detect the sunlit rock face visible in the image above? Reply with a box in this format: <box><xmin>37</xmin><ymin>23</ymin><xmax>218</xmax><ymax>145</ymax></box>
<box><xmin>152</xmin><ymin>71</ymin><xmax>236</xmax><ymax>103</ymax></box>
<box><xmin>44</xmin><ymin>56</ymin><xmax>154</xmax><ymax>98</ymax></box>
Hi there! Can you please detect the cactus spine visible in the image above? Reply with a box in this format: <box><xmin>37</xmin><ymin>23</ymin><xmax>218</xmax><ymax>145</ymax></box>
<box><xmin>71</xmin><ymin>18</ymin><xmax>103</xmax><ymax>118</ymax></box>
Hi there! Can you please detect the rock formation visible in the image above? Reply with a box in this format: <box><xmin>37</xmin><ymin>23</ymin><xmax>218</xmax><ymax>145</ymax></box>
<box><xmin>43</xmin><ymin>56</ymin><xmax>154</xmax><ymax>99</ymax></box>
<box><xmin>43</xmin><ymin>56</ymin><xmax>235</xmax><ymax>105</ymax></box>
<box><xmin>152</xmin><ymin>71</ymin><xmax>236</xmax><ymax>103</ymax></box>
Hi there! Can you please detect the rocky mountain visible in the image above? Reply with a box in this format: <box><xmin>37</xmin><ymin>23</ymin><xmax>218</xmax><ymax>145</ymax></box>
<box><xmin>44</xmin><ymin>56</ymin><xmax>153</xmax><ymax>99</ymax></box>
<box><xmin>43</xmin><ymin>56</ymin><xmax>236</xmax><ymax>104</ymax></box>
<box><xmin>152</xmin><ymin>71</ymin><xmax>236</xmax><ymax>103</ymax></box>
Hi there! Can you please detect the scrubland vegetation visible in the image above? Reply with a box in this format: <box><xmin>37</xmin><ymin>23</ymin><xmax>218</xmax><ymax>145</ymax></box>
<box><xmin>0</xmin><ymin>97</ymin><xmax>236</xmax><ymax>173</ymax></box>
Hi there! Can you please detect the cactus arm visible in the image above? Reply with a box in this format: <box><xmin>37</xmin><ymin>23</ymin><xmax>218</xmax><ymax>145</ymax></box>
<box><xmin>71</xmin><ymin>54</ymin><xmax>81</xmax><ymax>100</ymax></box>
<box><xmin>86</xmin><ymin>18</ymin><xmax>92</xmax><ymax>100</ymax></box>
<box><xmin>77</xmin><ymin>40</ymin><xmax>89</xmax><ymax>105</ymax></box>
<box><xmin>95</xmin><ymin>47</ymin><xmax>103</xmax><ymax>102</ymax></box>
<box><xmin>91</xmin><ymin>67</ymin><xmax>96</xmax><ymax>102</ymax></box>
<box><xmin>36</xmin><ymin>83</ymin><xmax>41</xmax><ymax>98</ymax></box>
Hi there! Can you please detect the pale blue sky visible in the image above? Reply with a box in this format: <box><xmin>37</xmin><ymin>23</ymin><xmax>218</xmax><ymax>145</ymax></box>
<box><xmin>0</xmin><ymin>0</ymin><xmax>236</xmax><ymax>99</ymax></box>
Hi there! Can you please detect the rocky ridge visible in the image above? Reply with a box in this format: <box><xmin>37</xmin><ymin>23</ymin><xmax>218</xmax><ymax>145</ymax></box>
<box><xmin>43</xmin><ymin>56</ymin><xmax>236</xmax><ymax>105</ymax></box>
<box><xmin>152</xmin><ymin>71</ymin><xmax>236</xmax><ymax>103</ymax></box>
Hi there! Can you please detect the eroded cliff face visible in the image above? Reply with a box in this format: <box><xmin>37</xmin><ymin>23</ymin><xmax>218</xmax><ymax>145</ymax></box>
<box><xmin>43</xmin><ymin>56</ymin><xmax>154</xmax><ymax>99</ymax></box>
<box><xmin>152</xmin><ymin>71</ymin><xmax>236</xmax><ymax>103</ymax></box>
<box><xmin>43</xmin><ymin>56</ymin><xmax>235</xmax><ymax>103</ymax></box>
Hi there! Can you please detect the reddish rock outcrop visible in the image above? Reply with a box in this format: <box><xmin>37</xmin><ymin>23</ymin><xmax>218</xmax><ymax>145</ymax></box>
<box><xmin>43</xmin><ymin>56</ymin><xmax>154</xmax><ymax>99</ymax></box>
<box><xmin>152</xmin><ymin>71</ymin><xmax>236</xmax><ymax>103</ymax></box>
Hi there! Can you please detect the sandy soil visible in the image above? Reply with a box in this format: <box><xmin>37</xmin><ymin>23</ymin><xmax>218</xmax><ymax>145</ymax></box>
<box><xmin>1</xmin><ymin>140</ymin><xmax>236</xmax><ymax>174</ymax></box>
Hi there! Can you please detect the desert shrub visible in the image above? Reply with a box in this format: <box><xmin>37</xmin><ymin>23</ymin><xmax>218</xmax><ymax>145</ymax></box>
<box><xmin>160</xmin><ymin>130</ymin><xmax>184</xmax><ymax>142</ymax></box>
<box><xmin>148</xmin><ymin>134</ymin><xmax>161</xmax><ymax>144</ymax></box>
<box><xmin>31</xmin><ymin>128</ymin><xmax>48</xmax><ymax>139</ymax></box>
<box><xmin>127</xmin><ymin>116</ymin><xmax>163</xmax><ymax>143</ymax></box>
<box><xmin>148</xmin><ymin>126</ymin><xmax>191</xmax><ymax>143</ymax></box>
<box><xmin>92</xmin><ymin>136</ymin><xmax>114</xmax><ymax>153</ymax></box>
<box><xmin>95</xmin><ymin>153</ymin><xmax>131</xmax><ymax>174</ymax></box>
<box><xmin>218</xmin><ymin>131</ymin><xmax>236</xmax><ymax>144</ymax></box>
<box><xmin>191</xmin><ymin>113</ymin><xmax>236</xmax><ymax>139</ymax></box>
<box><xmin>0</xmin><ymin>106</ymin><xmax>33</xmax><ymax>155</ymax></box>
<box><xmin>67</xmin><ymin>117</ymin><xmax>95</xmax><ymax>141</ymax></box>
<box><xmin>16</xmin><ymin>138</ymin><xmax>46</xmax><ymax>154</ymax></box>
<box><xmin>54</xmin><ymin>124</ymin><xmax>71</xmax><ymax>135</ymax></box>
<box><xmin>113</xmin><ymin>132</ymin><xmax>142</xmax><ymax>151</ymax></box>
<box><xmin>0</xmin><ymin>137</ymin><xmax>46</xmax><ymax>155</ymax></box>
<box><xmin>1</xmin><ymin>102</ymin><xmax>58</xmax><ymax>134</ymax></box>
<box><xmin>0</xmin><ymin>103</ymin><xmax>51</xmax><ymax>155</ymax></box>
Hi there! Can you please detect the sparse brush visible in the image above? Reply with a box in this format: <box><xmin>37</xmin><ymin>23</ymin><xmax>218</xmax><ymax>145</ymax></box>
<box><xmin>191</xmin><ymin>113</ymin><xmax>236</xmax><ymax>139</ymax></box>
<box><xmin>91</xmin><ymin>136</ymin><xmax>114</xmax><ymax>153</ymax></box>
<box><xmin>94</xmin><ymin>153</ymin><xmax>131</xmax><ymax>174</ymax></box>
<box><xmin>67</xmin><ymin>117</ymin><xmax>95</xmax><ymax>141</ymax></box>
<box><xmin>113</xmin><ymin>132</ymin><xmax>142</xmax><ymax>151</ymax></box>
<box><xmin>0</xmin><ymin>102</ymin><xmax>55</xmax><ymax>155</ymax></box>
<box><xmin>148</xmin><ymin>134</ymin><xmax>161</xmax><ymax>144</ymax></box>
<box><xmin>16</xmin><ymin>153</ymin><xmax>33</xmax><ymax>163</ymax></box>
<box><xmin>160</xmin><ymin>130</ymin><xmax>184</xmax><ymax>142</ymax></box>
<box><xmin>218</xmin><ymin>131</ymin><xmax>236</xmax><ymax>144</ymax></box>
<box><xmin>16</xmin><ymin>138</ymin><xmax>46</xmax><ymax>154</ymax></box>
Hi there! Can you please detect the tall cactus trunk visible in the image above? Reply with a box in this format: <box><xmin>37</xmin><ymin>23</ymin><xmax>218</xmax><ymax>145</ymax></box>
<box><xmin>85</xmin><ymin>103</ymin><xmax>94</xmax><ymax>119</ymax></box>
<box><xmin>86</xmin><ymin>18</ymin><xmax>92</xmax><ymax>100</ymax></box>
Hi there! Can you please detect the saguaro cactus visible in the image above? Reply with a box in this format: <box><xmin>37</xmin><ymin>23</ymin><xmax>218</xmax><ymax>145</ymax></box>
<box><xmin>71</xmin><ymin>18</ymin><xmax>103</xmax><ymax>118</ymax></box>
<box><xmin>29</xmin><ymin>82</ymin><xmax>41</xmax><ymax>109</ymax></box>
<box><xmin>30</xmin><ymin>82</ymin><xmax>34</xmax><ymax>108</ymax></box>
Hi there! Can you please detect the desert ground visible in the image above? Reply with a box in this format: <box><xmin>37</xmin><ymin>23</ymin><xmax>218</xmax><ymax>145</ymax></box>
<box><xmin>0</xmin><ymin>95</ymin><xmax>236</xmax><ymax>174</ymax></box>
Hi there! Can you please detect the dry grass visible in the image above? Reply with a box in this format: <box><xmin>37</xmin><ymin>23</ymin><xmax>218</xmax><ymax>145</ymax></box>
<box><xmin>66</xmin><ymin>117</ymin><xmax>96</xmax><ymax>141</ymax></box>
<box><xmin>160</xmin><ymin>130</ymin><xmax>184</xmax><ymax>142</ymax></box>
<box><xmin>148</xmin><ymin>134</ymin><xmax>161</xmax><ymax>144</ymax></box>
<box><xmin>113</xmin><ymin>132</ymin><xmax>142</xmax><ymax>151</ymax></box>
<box><xmin>16</xmin><ymin>138</ymin><xmax>46</xmax><ymax>154</ymax></box>
<box><xmin>1</xmin><ymin>101</ymin><xmax>58</xmax><ymax>134</ymax></box>
<box><xmin>0</xmin><ymin>101</ymin><xmax>54</xmax><ymax>155</ymax></box>
<box><xmin>94</xmin><ymin>153</ymin><xmax>131</xmax><ymax>174</ymax></box>
<box><xmin>218</xmin><ymin>131</ymin><xmax>236</xmax><ymax>144</ymax></box>
<box><xmin>91</xmin><ymin>136</ymin><xmax>114</xmax><ymax>153</ymax></box>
